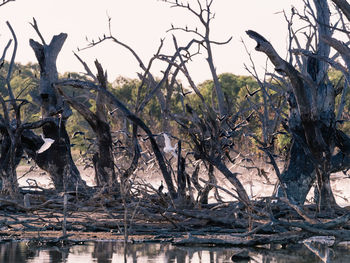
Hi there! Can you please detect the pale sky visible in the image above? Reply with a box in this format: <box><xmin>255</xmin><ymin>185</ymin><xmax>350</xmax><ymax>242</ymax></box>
<box><xmin>0</xmin><ymin>0</ymin><xmax>303</xmax><ymax>84</ymax></box>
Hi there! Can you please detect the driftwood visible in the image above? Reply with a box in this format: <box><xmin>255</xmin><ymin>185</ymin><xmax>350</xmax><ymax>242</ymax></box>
<box><xmin>0</xmin><ymin>180</ymin><xmax>350</xmax><ymax>250</ymax></box>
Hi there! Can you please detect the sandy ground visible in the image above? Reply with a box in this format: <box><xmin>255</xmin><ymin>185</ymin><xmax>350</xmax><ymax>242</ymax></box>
<box><xmin>0</xmin><ymin>162</ymin><xmax>347</xmax><ymax>242</ymax></box>
<box><xmin>15</xmin><ymin>161</ymin><xmax>350</xmax><ymax>206</ymax></box>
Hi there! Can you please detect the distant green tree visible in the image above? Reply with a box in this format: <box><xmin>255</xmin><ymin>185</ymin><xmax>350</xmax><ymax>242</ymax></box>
<box><xmin>110</xmin><ymin>76</ymin><xmax>178</xmax><ymax>133</ymax></box>
<box><xmin>0</xmin><ymin>62</ymin><xmax>41</xmax><ymax>121</ymax></box>
<box><xmin>188</xmin><ymin>73</ymin><xmax>260</xmax><ymax>115</ymax></box>
<box><xmin>328</xmin><ymin>68</ymin><xmax>350</xmax><ymax>135</ymax></box>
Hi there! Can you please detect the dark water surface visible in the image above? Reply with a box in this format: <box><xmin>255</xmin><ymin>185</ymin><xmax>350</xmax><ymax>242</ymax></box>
<box><xmin>1</xmin><ymin>240</ymin><xmax>350</xmax><ymax>263</ymax></box>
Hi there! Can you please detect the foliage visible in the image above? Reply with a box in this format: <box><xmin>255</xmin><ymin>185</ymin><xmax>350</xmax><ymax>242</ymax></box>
<box><xmin>4</xmin><ymin>63</ymin><xmax>348</xmax><ymax>161</ymax></box>
<box><xmin>0</xmin><ymin>64</ymin><xmax>296</xmax><ymax>155</ymax></box>
<box><xmin>0</xmin><ymin>62</ymin><xmax>41</xmax><ymax>121</ymax></box>
<box><xmin>189</xmin><ymin>73</ymin><xmax>260</xmax><ymax>115</ymax></box>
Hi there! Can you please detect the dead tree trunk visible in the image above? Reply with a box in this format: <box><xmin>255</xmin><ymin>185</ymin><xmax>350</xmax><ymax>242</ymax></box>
<box><xmin>246</xmin><ymin>0</ymin><xmax>339</xmax><ymax>212</ymax></box>
<box><xmin>58</xmin><ymin>61</ymin><xmax>119</xmax><ymax>192</ymax></box>
<box><xmin>57</xmin><ymin>79</ymin><xmax>178</xmax><ymax>199</ymax></box>
<box><xmin>176</xmin><ymin>141</ymin><xmax>187</xmax><ymax>202</ymax></box>
<box><xmin>29</xmin><ymin>32</ymin><xmax>86</xmax><ymax>191</ymax></box>
<box><xmin>0</xmin><ymin>22</ymin><xmax>21</xmax><ymax>198</ymax></box>
<box><xmin>276</xmin><ymin>133</ymin><xmax>316</xmax><ymax>204</ymax></box>
<box><xmin>0</xmin><ymin>130</ymin><xmax>22</xmax><ymax>197</ymax></box>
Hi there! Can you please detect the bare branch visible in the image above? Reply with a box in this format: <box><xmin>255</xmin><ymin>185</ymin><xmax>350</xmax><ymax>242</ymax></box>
<box><xmin>56</xmin><ymin>79</ymin><xmax>177</xmax><ymax>199</ymax></box>
<box><xmin>170</xmin><ymin>35</ymin><xmax>209</xmax><ymax>109</ymax></box>
<box><xmin>19</xmin><ymin>117</ymin><xmax>56</xmax><ymax>131</ymax></box>
<box><xmin>137</xmin><ymin>37</ymin><xmax>205</xmax><ymax>113</ymax></box>
<box><xmin>332</xmin><ymin>0</ymin><xmax>350</xmax><ymax>22</ymax></box>
<box><xmin>5</xmin><ymin>22</ymin><xmax>17</xmax><ymax>93</ymax></box>
<box><xmin>246</xmin><ymin>30</ymin><xmax>314</xmax><ymax>120</ymax></box>
<box><xmin>135</xmin><ymin>38</ymin><xmax>165</xmax><ymax>112</ymax></box>
<box><xmin>73</xmin><ymin>52</ymin><xmax>97</xmax><ymax>82</ymax></box>
<box><xmin>29</xmin><ymin>18</ymin><xmax>47</xmax><ymax>46</ymax></box>
<box><xmin>163</xmin><ymin>0</ymin><xmax>203</xmax><ymax>23</ymax></box>
<box><xmin>321</xmin><ymin>35</ymin><xmax>350</xmax><ymax>69</ymax></box>
<box><xmin>164</xmin><ymin>0</ymin><xmax>228</xmax><ymax>116</ymax></box>
<box><xmin>78</xmin><ymin>25</ymin><xmax>167</xmax><ymax>113</ymax></box>
<box><xmin>0</xmin><ymin>39</ymin><xmax>12</xmax><ymax>64</ymax></box>
<box><xmin>166</xmin><ymin>25</ymin><xmax>205</xmax><ymax>39</ymax></box>
<box><xmin>5</xmin><ymin>21</ymin><xmax>20</xmax><ymax>126</ymax></box>
<box><xmin>0</xmin><ymin>0</ymin><xmax>15</xmax><ymax>8</ymax></box>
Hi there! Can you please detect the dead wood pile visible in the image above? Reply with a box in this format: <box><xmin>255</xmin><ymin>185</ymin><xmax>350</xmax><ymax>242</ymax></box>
<box><xmin>1</xmin><ymin>183</ymin><xmax>350</xmax><ymax>249</ymax></box>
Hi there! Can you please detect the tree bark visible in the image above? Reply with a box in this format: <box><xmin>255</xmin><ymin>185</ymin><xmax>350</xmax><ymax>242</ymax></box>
<box><xmin>277</xmin><ymin>137</ymin><xmax>315</xmax><ymax>204</ymax></box>
<box><xmin>176</xmin><ymin>141</ymin><xmax>187</xmax><ymax>202</ymax></box>
<box><xmin>57</xmin><ymin>79</ymin><xmax>178</xmax><ymax>199</ymax></box>
<box><xmin>246</xmin><ymin>0</ymin><xmax>339</xmax><ymax>212</ymax></box>
<box><xmin>59</xmin><ymin>89</ymin><xmax>118</xmax><ymax>191</ymax></box>
<box><xmin>29</xmin><ymin>34</ymin><xmax>86</xmax><ymax>191</ymax></box>
<box><xmin>0</xmin><ymin>132</ymin><xmax>21</xmax><ymax>198</ymax></box>
<box><xmin>332</xmin><ymin>0</ymin><xmax>350</xmax><ymax>21</ymax></box>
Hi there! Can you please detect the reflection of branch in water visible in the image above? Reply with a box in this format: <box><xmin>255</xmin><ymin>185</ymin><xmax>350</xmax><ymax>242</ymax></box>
<box><xmin>303</xmin><ymin>239</ymin><xmax>334</xmax><ymax>263</ymax></box>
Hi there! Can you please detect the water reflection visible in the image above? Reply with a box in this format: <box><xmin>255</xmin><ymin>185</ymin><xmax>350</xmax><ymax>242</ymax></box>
<box><xmin>1</xmin><ymin>240</ymin><xmax>350</xmax><ymax>263</ymax></box>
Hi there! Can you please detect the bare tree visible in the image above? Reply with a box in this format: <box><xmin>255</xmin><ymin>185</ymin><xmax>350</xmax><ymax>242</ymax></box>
<box><xmin>0</xmin><ymin>20</ymin><xmax>61</xmax><ymax>197</ymax></box>
<box><xmin>168</xmin><ymin>2</ymin><xmax>251</xmax><ymax>204</ymax></box>
<box><xmin>57</xmin><ymin>78</ymin><xmax>178</xmax><ymax>199</ymax></box>
<box><xmin>163</xmin><ymin>0</ymin><xmax>231</xmax><ymax>117</ymax></box>
<box><xmin>246</xmin><ymin>0</ymin><xmax>350</xmax><ymax>212</ymax></box>
<box><xmin>28</xmin><ymin>19</ymin><xmax>86</xmax><ymax>191</ymax></box>
<box><xmin>76</xmin><ymin>16</ymin><xmax>178</xmax><ymax>195</ymax></box>
<box><xmin>58</xmin><ymin>59</ymin><xmax>119</xmax><ymax>192</ymax></box>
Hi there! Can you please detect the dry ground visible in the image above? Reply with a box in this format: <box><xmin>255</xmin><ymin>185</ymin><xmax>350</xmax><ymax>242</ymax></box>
<box><xmin>16</xmin><ymin>161</ymin><xmax>350</xmax><ymax>206</ymax></box>
<box><xmin>4</xmin><ymin>161</ymin><xmax>350</xmax><ymax>245</ymax></box>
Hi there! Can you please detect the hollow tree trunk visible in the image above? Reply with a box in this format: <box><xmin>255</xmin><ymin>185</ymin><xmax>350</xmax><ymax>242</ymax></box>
<box><xmin>29</xmin><ymin>33</ymin><xmax>86</xmax><ymax>191</ymax></box>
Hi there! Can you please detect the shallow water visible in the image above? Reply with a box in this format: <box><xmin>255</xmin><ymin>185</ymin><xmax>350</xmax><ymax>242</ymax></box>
<box><xmin>1</xmin><ymin>240</ymin><xmax>350</xmax><ymax>263</ymax></box>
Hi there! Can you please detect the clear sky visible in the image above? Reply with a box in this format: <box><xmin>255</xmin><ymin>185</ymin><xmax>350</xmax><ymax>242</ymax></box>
<box><xmin>0</xmin><ymin>0</ymin><xmax>302</xmax><ymax>84</ymax></box>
